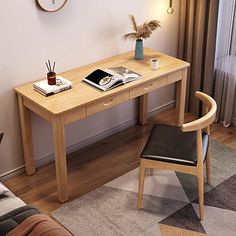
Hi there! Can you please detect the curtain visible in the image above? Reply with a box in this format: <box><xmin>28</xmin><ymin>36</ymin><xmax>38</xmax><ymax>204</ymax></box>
<box><xmin>214</xmin><ymin>0</ymin><xmax>236</xmax><ymax>127</ymax></box>
<box><xmin>178</xmin><ymin>0</ymin><xmax>219</xmax><ymax>116</ymax></box>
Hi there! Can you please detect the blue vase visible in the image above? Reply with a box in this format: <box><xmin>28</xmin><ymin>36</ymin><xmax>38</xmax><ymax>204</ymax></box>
<box><xmin>135</xmin><ymin>39</ymin><xmax>144</xmax><ymax>60</ymax></box>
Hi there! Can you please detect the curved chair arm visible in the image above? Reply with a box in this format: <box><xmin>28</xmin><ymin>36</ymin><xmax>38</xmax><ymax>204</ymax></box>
<box><xmin>181</xmin><ymin>91</ymin><xmax>217</xmax><ymax>132</ymax></box>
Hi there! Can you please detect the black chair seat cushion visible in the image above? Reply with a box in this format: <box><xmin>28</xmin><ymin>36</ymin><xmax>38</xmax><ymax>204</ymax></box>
<box><xmin>141</xmin><ymin>124</ymin><xmax>209</xmax><ymax>166</ymax></box>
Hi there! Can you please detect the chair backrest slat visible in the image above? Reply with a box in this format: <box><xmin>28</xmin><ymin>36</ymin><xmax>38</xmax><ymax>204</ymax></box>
<box><xmin>181</xmin><ymin>91</ymin><xmax>217</xmax><ymax>132</ymax></box>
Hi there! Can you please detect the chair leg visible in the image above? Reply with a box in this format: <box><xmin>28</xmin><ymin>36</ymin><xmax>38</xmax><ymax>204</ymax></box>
<box><xmin>197</xmin><ymin>169</ymin><xmax>204</xmax><ymax>220</ymax></box>
<box><xmin>206</xmin><ymin>147</ymin><xmax>211</xmax><ymax>185</ymax></box>
<box><xmin>138</xmin><ymin>163</ymin><xmax>145</xmax><ymax>209</ymax></box>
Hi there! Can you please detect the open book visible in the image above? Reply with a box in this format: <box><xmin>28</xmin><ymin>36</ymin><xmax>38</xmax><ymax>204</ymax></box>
<box><xmin>83</xmin><ymin>66</ymin><xmax>141</xmax><ymax>91</ymax></box>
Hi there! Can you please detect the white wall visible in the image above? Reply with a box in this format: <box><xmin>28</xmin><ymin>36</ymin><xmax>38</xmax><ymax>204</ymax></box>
<box><xmin>0</xmin><ymin>0</ymin><xmax>180</xmax><ymax>176</ymax></box>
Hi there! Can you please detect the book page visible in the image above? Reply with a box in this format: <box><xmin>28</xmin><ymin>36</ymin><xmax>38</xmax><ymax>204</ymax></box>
<box><xmin>106</xmin><ymin>67</ymin><xmax>141</xmax><ymax>83</ymax></box>
<box><xmin>84</xmin><ymin>69</ymin><xmax>123</xmax><ymax>91</ymax></box>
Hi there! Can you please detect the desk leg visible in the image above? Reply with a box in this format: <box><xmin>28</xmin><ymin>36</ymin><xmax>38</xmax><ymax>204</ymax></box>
<box><xmin>52</xmin><ymin>116</ymin><xmax>69</xmax><ymax>203</ymax></box>
<box><xmin>175</xmin><ymin>68</ymin><xmax>187</xmax><ymax>125</ymax></box>
<box><xmin>18</xmin><ymin>95</ymin><xmax>35</xmax><ymax>175</ymax></box>
<box><xmin>139</xmin><ymin>94</ymin><xmax>148</xmax><ymax>125</ymax></box>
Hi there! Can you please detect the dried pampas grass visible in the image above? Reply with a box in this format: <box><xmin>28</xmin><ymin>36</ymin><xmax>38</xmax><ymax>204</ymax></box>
<box><xmin>123</xmin><ymin>15</ymin><xmax>161</xmax><ymax>41</ymax></box>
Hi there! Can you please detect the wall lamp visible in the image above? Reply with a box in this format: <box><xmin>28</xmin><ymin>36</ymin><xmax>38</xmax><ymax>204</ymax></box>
<box><xmin>167</xmin><ymin>0</ymin><xmax>174</xmax><ymax>14</ymax></box>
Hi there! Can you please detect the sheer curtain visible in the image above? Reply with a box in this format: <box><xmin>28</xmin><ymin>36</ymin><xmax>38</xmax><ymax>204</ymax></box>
<box><xmin>214</xmin><ymin>0</ymin><xmax>236</xmax><ymax>127</ymax></box>
<box><xmin>178</xmin><ymin>0</ymin><xmax>219</xmax><ymax>116</ymax></box>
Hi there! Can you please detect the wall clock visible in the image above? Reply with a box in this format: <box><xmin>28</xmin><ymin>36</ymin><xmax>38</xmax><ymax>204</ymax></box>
<box><xmin>36</xmin><ymin>0</ymin><xmax>68</xmax><ymax>12</ymax></box>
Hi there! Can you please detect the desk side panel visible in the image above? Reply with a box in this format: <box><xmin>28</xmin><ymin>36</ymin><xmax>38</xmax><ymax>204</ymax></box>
<box><xmin>24</xmin><ymin>99</ymin><xmax>53</xmax><ymax>123</ymax></box>
<box><xmin>63</xmin><ymin>107</ymin><xmax>86</xmax><ymax>125</ymax></box>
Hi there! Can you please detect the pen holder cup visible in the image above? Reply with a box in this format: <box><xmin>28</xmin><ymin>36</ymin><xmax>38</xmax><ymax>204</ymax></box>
<box><xmin>47</xmin><ymin>72</ymin><xmax>56</xmax><ymax>85</ymax></box>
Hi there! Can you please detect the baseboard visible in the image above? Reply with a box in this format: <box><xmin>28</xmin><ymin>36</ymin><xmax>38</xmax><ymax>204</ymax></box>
<box><xmin>148</xmin><ymin>101</ymin><xmax>175</xmax><ymax>118</ymax></box>
<box><xmin>0</xmin><ymin>101</ymin><xmax>175</xmax><ymax>180</ymax></box>
<box><xmin>0</xmin><ymin>166</ymin><xmax>25</xmax><ymax>182</ymax></box>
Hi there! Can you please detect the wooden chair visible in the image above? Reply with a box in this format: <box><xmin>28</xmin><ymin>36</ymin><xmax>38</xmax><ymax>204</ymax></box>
<box><xmin>138</xmin><ymin>91</ymin><xmax>217</xmax><ymax>220</ymax></box>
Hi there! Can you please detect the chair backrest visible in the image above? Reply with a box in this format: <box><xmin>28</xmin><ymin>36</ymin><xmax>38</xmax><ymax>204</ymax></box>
<box><xmin>181</xmin><ymin>91</ymin><xmax>217</xmax><ymax>132</ymax></box>
<box><xmin>0</xmin><ymin>132</ymin><xmax>3</xmax><ymax>144</ymax></box>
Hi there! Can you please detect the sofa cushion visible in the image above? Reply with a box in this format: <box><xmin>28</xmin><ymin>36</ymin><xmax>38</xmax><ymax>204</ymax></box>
<box><xmin>0</xmin><ymin>183</ymin><xmax>25</xmax><ymax>216</ymax></box>
<box><xmin>7</xmin><ymin>214</ymin><xmax>72</xmax><ymax>236</ymax></box>
<box><xmin>0</xmin><ymin>197</ymin><xmax>26</xmax><ymax>217</ymax></box>
<box><xmin>0</xmin><ymin>205</ymin><xmax>39</xmax><ymax>235</ymax></box>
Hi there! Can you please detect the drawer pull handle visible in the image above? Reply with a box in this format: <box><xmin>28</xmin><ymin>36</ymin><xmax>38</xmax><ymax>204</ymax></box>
<box><xmin>103</xmin><ymin>98</ymin><xmax>114</xmax><ymax>106</ymax></box>
<box><xmin>144</xmin><ymin>83</ymin><xmax>153</xmax><ymax>90</ymax></box>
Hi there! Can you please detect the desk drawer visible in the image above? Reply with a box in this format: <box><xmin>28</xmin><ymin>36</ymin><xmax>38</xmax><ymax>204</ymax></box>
<box><xmin>130</xmin><ymin>77</ymin><xmax>166</xmax><ymax>99</ymax></box>
<box><xmin>167</xmin><ymin>70</ymin><xmax>182</xmax><ymax>84</ymax></box>
<box><xmin>86</xmin><ymin>91</ymin><xmax>129</xmax><ymax>116</ymax></box>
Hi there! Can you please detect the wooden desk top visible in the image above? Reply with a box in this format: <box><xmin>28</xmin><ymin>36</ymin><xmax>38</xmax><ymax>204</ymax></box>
<box><xmin>15</xmin><ymin>48</ymin><xmax>189</xmax><ymax>115</ymax></box>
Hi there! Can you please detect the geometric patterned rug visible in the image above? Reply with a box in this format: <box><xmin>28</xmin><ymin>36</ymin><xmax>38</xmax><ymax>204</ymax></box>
<box><xmin>51</xmin><ymin>140</ymin><xmax>236</xmax><ymax>236</ymax></box>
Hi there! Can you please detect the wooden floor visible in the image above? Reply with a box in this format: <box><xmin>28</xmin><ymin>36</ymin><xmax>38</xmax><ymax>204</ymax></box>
<box><xmin>4</xmin><ymin>109</ymin><xmax>236</xmax><ymax>217</ymax></box>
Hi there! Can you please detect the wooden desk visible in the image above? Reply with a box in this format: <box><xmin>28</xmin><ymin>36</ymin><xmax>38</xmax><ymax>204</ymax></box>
<box><xmin>15</xmin><ymin>48</ymin><xmax>189</xmax><ymax>202</ymax></box>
